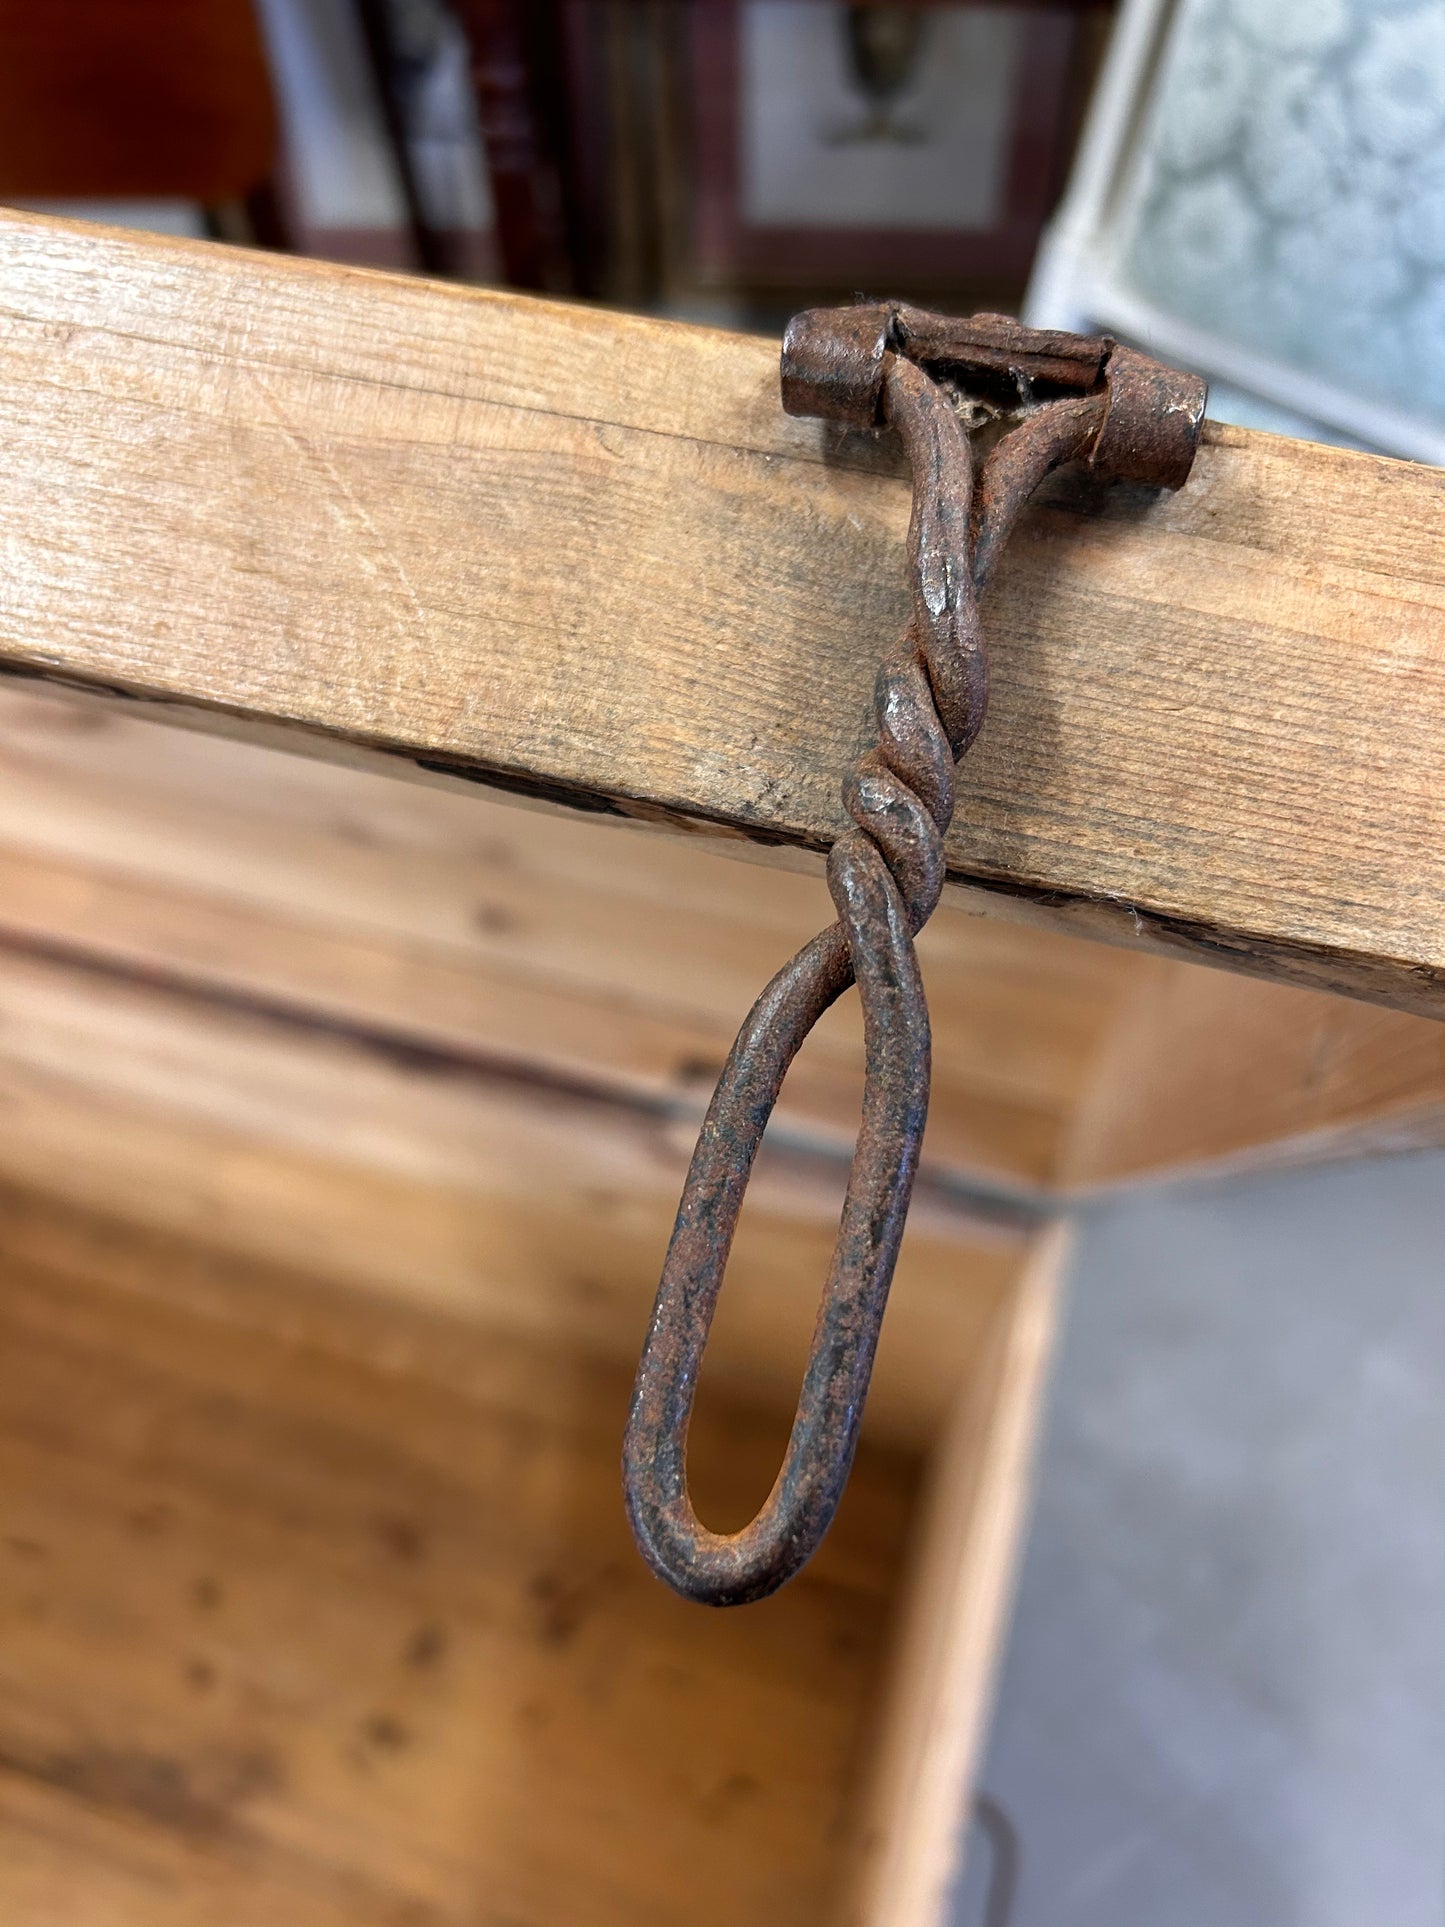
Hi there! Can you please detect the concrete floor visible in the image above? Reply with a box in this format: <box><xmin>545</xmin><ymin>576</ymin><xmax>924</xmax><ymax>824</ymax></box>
<box><xmin>954</xmin><ymin>1152</ymin><xmax>1445</xmax><ymax>1927</ymax></box>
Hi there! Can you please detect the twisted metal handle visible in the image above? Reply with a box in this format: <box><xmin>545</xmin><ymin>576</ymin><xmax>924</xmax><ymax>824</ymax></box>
<box><xmin>624</xmin><ymin>304</ymin><xmax>1206</xmax><ymax>1606</ymax></box>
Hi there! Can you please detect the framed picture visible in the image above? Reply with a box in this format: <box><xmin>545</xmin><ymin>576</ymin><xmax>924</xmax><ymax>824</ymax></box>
<box><xmin>683</xmin><ymin>1</ymin><xmax>1087</xmax><ymax>294</ymax></box>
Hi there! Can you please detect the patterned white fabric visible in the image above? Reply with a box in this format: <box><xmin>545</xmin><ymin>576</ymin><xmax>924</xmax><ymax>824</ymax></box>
<box><xmin>1115</xmin><ymin>0</ymin><xmax>1445</xmax><ymax>423</ymax></box>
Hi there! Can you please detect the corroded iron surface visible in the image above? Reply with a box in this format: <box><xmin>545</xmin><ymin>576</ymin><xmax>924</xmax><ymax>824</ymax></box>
<box><xmin>624</xmin><ymin>303</ymin><xmax>1207</xmax><ymax>1607</ymax></box>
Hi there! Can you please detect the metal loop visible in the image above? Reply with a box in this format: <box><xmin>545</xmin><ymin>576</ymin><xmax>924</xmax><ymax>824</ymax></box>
<box><xmin>622</xmin><ymin>839</ymin><xmax>926</xmax><ymax>1605</ymax></box>
<box><xmin>624</xmin><ymin>308</ymin><xmax>1206</xmax><ymax>1606</ymax></box>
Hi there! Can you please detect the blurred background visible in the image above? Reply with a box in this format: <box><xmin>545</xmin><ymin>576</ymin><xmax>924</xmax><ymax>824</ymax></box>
<box><xmin>0</xmin><ymin>0</ymin><xmax>1107</xmax><ymax>312</ymax></box>
<box><xmin>5</xmin><ymin>0</ymin><xmax>1443</xmax><ymax>454</ymax></box>
<box><xmin>1</xmin><ymin>4</ymin><xmax>1443</xmax><ymax>1923</ymax></box>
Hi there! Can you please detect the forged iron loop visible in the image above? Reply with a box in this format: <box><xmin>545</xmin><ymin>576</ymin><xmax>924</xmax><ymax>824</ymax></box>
<box><xmin>624</xmin><ymin>305</ymin><xmax>1207</xmax><ymax>1606</ymax></box>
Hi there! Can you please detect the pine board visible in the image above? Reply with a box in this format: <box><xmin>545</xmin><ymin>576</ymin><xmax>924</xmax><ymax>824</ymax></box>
<box><xmin>1</xmin><ymin>211</ymin><xmax>1443</xmax><ymax>1012</ymax></box>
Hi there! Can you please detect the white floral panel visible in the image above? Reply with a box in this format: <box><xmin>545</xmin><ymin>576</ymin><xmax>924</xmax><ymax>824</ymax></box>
<box><xmin>1114</xmin><ymin>0</ymin><xmax>1445</xmax><ymax>419</ymax></box>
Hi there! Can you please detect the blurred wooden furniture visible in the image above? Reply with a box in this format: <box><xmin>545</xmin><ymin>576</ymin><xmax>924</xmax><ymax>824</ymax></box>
<box><xmin>0</xmin><ymin>0</ymin><xmax>281</xmax><ymax>238</ymax></box>
<box><xmin>434</xmin><ymin>1</ymin><xmax>1113</xmax><ymax>308</ymax></box>
<box><xmin>0</xmin><ymin>209</ymin><xmax>1443</xmax><ymax>1922</ymax></box>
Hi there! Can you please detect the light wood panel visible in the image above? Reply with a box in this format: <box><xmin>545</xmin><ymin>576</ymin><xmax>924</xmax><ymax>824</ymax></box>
<box><xmin>1</xmin><ymin>211</ymin><xmax>1444</xmax><ymax>1012</ymax></box>
<box><xmin>1062</xmin><ymin>961</ymin><xmax>1445</xmax><ymax>1189</ymax></box>
<box><xmin>4</xmin><ymin>684</ymin><xmax>1443</xmax><ymax>1203</ymax></box>
<box><xmin>0</xmin><ymin>1179</ymin><xmax>1053</xmax><ymax>1927</ymax></box>
<box><xmin>0</xmin><ymin>930</ymin><xmax>1032</xmax><ymax>1451</ymax></box>
<box><xmin>0</xmin><ymin>1193</ymin><xmax>924</xmax><ymax>1927</ymax></box>
<box><xmin>0</xmin><ymin>683</ymin><xmax>1138</xmax><ymax>1190</ymax></box>
<box><xmin>0</xmin><ymin>1</ymin><xmax>275</xmax><ymax>203</ymax></box>
<box><xmin>854</xmin><ymin>1225</ymin><xmax>1067</xmax><ymax>1926</ymax></box>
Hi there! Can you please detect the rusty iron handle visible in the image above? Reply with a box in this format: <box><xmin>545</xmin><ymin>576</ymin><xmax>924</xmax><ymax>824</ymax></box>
<box><xmin>623</xmin><ymin>303</ymin><xmax>1207</xmax><ymax>1607</ymax></box>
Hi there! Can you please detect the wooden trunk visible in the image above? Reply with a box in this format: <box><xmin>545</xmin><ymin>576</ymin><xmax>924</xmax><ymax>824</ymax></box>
<box><xmin>0</xmin><ymin>1190</ymin><xmax>1060</xmax><ymax>1927</ymax></box>
<box><xmin>0</xmin><ymin>686</ymin><xmax>1073</xmax><ymax>1924</ymax></box>
<box><xmin>2</xmin><ymin>211</ymin><xmax>1443</xmax><ymax>1922</ymax></box>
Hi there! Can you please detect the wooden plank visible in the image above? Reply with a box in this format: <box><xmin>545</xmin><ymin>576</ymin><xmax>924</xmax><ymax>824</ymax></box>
<box><xmin>0</xmin><ymin>939</ymin><xmax>1030</xmax><ymax>1451</ymax></box>
<box><xmin>7</xmin><ymin>684</ymin><xmax>1445</xmax><ymax>1201</ymax></box>
<box><xmin>1061</xmin><ymin>961</ymin><xmax>1445</xmax><ymax>1189</ymax></box>
<box><xmin>0</xmin><ymin>1193</ymin><xmax>933</xmax><ymax>1927</ymax></box>
<box><xmin>0</xmin><ymin>685</ymin><xmax>1136</xmax><ymax>1192</ymax></box>
<box><xmin>0</xmin><ymin>212</ymin><xmax>1443</xmax><ymax>1014</ymax></box>
<box><xmin>852</xmin><ymin>1225</ymin><xmax>1067</xmax><ymax>1926</ymax></box>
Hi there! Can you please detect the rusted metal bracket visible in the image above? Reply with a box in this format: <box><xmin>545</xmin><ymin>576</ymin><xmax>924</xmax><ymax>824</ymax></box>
<box><xmin>623</xmin><ymin>302</ymin><xmax>1206</xmax><ymax>1607</ymax></box>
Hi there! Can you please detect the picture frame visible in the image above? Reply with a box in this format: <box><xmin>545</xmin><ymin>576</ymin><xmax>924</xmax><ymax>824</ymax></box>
<box><xmin>683</xmin><ymin>0</ymin><xmax>1088</xmax><ymax>295</ymax></box>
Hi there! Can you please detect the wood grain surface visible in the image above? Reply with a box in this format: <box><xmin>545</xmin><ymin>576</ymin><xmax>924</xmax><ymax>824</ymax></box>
<box><xmin>0</xmin><ymin>920</ymin><xmax>1030</xmax><ymax>1450</ymax></box>
<box><xmin>2</xmin><ymin>676</ymin><xmax>1438</xmax><ymax>1241</ymax></box>
<box><xmin>0</xmin><ymin>1188</ymin><xmax>936</xmax><ymax>1927</ymax></box>
<box><xmin>0</xmin><ymin>1168</ymin><xmax>1045</xmax><ymax>1927</ymax></box>
<box><xmin>1</xmin><ymin>212</ymin><xmax>1443</xmax><ymax>1013</ymax></box>
<box><xmin>0</xmin><ymin>684</ymin><xmax>1136</xmax><ymax>1191</ymax></box>
<box><xmin>854</xmin><ymin>1226</ymin><xmax>1067</xmax><ymax>1927</ymax></box>
<box><xmin>1061</xmin><ymin>960</ymin><xmax>1445</xmax><ymax>1189</ymax></box>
